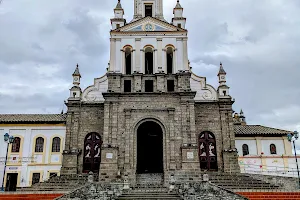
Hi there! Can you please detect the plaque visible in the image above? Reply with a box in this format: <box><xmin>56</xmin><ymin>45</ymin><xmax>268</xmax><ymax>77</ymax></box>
<box><xmin>106</xmin><ymin>153</ymin><xmax>113</xmax><ymax>159</ymax></box>
<box><xmin>187</xmin><ymin>152</ymin><xmax>194</xmax><ymax>159</ymax></box>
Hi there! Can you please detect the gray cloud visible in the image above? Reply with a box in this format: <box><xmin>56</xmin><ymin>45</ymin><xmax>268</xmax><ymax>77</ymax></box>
<box><xmin>0</xmin><ymin>0</ymin><xmax>299</xmax><ymax>135</ymax></box>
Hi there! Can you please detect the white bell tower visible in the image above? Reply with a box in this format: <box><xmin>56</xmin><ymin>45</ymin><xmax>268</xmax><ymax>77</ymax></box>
<box><xmin>133</xmin><ymin>0</ymin><xmax>165</xmax><ymax>21</ymax></box>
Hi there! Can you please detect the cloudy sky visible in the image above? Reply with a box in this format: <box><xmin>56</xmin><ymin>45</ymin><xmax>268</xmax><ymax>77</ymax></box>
<box><xmin>0</xmin><ymin>0</ymin><xmax>299</xmax><ymax>134</ymax></box>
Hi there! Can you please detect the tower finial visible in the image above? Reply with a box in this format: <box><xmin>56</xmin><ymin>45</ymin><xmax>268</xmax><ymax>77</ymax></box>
<box><xmin>218</xmin><ymin>62</ymin><xmax>226</xmax><ymax>75</ymax></box>
<box><xmin>73</xmin><ymin>63</ymin><xmax>81</xmax><ymax>78</ymax></box>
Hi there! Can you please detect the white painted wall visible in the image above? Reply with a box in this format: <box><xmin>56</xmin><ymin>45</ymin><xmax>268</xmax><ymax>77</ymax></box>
<box><xmin>236</xmin><ymin>137</ymin><xmax>298</xmax><ymax>177</ymax></box>
<box><xmin>236</xmin><ymin>139</ymin><xmax>257</xmax><ymax>156</ymax></box>
<box><xmin>261</xmin><ymin>140</ymin><xmax>285</xmax><ymax>155</ymax></box>
<box><xmin>0</xmin><ymin>125</ymin><xmax>65</xmax><ymax>188</ymax></box>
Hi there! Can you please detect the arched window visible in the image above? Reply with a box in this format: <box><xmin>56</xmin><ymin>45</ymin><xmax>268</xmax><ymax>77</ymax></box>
<box><xmin>52</xmin><ymin>137</ymin><xmax>61</xmax><ymax>153</ymax></box>
<box><xmin>125</xmin><ymin>47</ymin><xmax>132</xmax><ymax>74</ymax></box>
<box><xmin>145</xmin><ymin>47</ymin><xmax>153</xmax><ymax>74</ymax></box>
<box><xmin>166</xmin><ymin>47</ymin><xmax>173</xmax><ymax>74</ymax></box>
<box><xmin>11</xmin><ymin>137</ymin><xmax>21</xmax><ymax>153</ymax></box>
<box><xmin>242</xmin><ymin>144</ymin><xmax>249</xmax><ymax>156</ymax></box>
<box><xmin>270</xmin><ymin>144</ymin><xmax>277</xmax><ymax>154</ymax></box>
<box><xmin>35</xmin><ymin>137</ymin><xmax>44</xmax><ymax>152</ymax></box>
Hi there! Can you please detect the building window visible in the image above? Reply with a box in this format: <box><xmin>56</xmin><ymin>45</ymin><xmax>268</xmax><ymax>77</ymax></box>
<box><xmin>35</xmin><ymin>137</ymin><xmax>44</xmax><ymax>153</ymax></box>
<box><xmin>32</xmin><ymin>173</ymin><xmax>40</xmax><ymax>185</ymax></box>
<box><xmin>145</xmin><ymin>80</ymin><xmax>153</xmax><ymax>92</ymax></box>
<box><xmin>145</xmin><ymin>47</ymin><xmax>153</xmax><ymax>74</ymax></box>
<box><xmin>125</xmin><ymin>47</ymin><xmax>132</xmax><ymax>74</ymax></box>
<box><xmin>145</xmin><ymin>5</ymin><xmax>153</xmax><ymax>17</ymax></box>
<box><xmin>124</xmin><ymin>80</ymin><xmax>131</xmax><ymax>92</ymax></box>
<box><xmin>167</xmin><ymin>80</ymin><xmax>175</xmax><ymax>92</ymax></box>
<box><xmin>270</xmin><ymin>144</ymin><xmax>277</xmax><ymax>154</ymax></box>
<box><xmin>166</xmin><ymin>47</ymin><xmax>173</xmax><ymax>74</ymax></box>
<box><xmin>116</xmin><ymin>24</ymin><xmax>120</xmax><ymax>29</ymax></box>
<box><xmin>11</xmin><ymin>137</ymin><xmax>21</xmax><ymax>153</ymax></box>
<box><xmin>178</xmin><ymin>23</ymin><xmax>182</xmax><ymax>28</ymax></box>
<box><xmin>242</xmin><ymin>144</ymin><xmax>249</xmax><ymax>156</ymax></box>
<box><xmin>52</xmin><ymin>137</ymin><xmax>61</xmax><ymax>153</ymax></box>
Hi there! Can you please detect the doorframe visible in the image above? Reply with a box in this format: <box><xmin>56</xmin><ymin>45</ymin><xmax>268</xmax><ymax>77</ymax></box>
<box><xmin>82</xmin><ymin>132</ymin><xmax>103</xmax><ymax>173</ymax></box>
<box><xmin>4</xmin><ymin>171</ymin><xmax>21</xmax><ymax>189</ymax></box>
<box><xmin>133</xmin><ymin>117</ymin><xmax>167</xmax><ymax>174</ymax></box>
<box><xmin>198</xmin><ymin>131</ymin><xmax>218</xmax><ymax>171</ymax></box>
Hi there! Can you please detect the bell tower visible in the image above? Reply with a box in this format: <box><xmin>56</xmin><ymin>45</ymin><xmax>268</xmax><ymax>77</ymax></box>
<box><xmin>133</xmin><ymin>0</ymin><xmax>165</xmax><ymax>21</ymax></box>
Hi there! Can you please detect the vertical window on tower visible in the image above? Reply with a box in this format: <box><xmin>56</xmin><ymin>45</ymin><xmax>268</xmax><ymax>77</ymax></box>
<box><xmin>145</xmin><ymin>80</ymin><xmax>153</xmax><ymax>92</ymax></box>
<box><xmin>178</xmin><ymin>23</ymin><xmax>182</xmax><ymax>28</ymax></box>
<box><xmin>124</xmin><ymin>80</ymin><xmax>131</xmax><ymax>92</ymax></box>
<box><xmin>145</xmin><ymin>47</ymin><xmax>154</xmax><ymax>74</ymax></box>
<box><xmin>116</xmin><ymin>24</ymin><xmax>120</xmax><ymax>29</ymax></box>
<box><xmin>167</xmin><ymin>80</ymin><xmax>175</xmax><ymax>92</ymax></box>
<box><xmin>125</xmin><ymin>47</ymin><xmax>132</xmax><ymax>74</ymax></box>
<box><xmin>166</xmin><ymin>47</ymin><xmax>174</xmax><ymax>74</ymax></box>
<box><xmin>145</xmin><ymin>5</ymin><xmax>153</xmax><ymax>17</ymax></box>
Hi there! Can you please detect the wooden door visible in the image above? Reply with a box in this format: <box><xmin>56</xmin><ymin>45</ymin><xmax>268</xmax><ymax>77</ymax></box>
<box><xmin>83</xmin><ymin>133</ymin><xmax>102</xmax><ymax>173</ymax></box>
<box><xmin>198</xmin><ymin>132</ymin><xmax>218</xmax><ymax>171</ymax></box>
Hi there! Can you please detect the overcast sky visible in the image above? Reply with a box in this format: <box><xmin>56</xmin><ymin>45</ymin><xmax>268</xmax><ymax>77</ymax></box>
<box><xmin>0</xmin><ymin>0</ymin><xmax>299</xmax><ymax>135</ymax></box>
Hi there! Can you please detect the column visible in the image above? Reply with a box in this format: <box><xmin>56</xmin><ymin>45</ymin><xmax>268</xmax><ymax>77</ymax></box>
<box><xmin>109</xmin><ymin>38</ymin><xmax>116</xmax><ymax>72</ymax></box>
<box><xmin>135</xmin><ymin>38</ymin><xmax>141</xmax><ymax>72</ymax></box>
<box><xmin>283</xmin><ymin>136</ymin><xmax>292</xmax><ymax>171</ymax></box>
<box><xmin>103</xmin><ymin>102</ymin><xmax>111</xmax><ymax>144</ymax></box>
<box><xmin>183</xmin><ymin>38</ymin><xmax>188</xmax><ymax>70</ymax></box>
<box><xmin>156</xmin><ymin>38</ymin><xmax>163</xmax><ymax>72</ymax></box>
<box><xmin>176</xmin><ymin>38</ymin><xmax>183</xmax><ymax>72</ymax></box>
<box><xmin>162</xmin><ymin>48</ymin><xmax>166</xmax><ymax>73</ymax></box>
<box><xmin>255</xmin><ymin>137</ymin><xmax>262</xmax><ymax>155</ymax></box>
<box><xmin>115</xmin><ymin>38</ymin><xmax>122</xmax><ymax>72</ymax></box>
<box><xmin>140</xmin><ymin>49</ymin><xmax>144</xmax><ymax>73</ymax></box>
<box><xmin>154</xmin><ymin>49</ymin><xmax>157</xmax><ymax>73</ymax></box>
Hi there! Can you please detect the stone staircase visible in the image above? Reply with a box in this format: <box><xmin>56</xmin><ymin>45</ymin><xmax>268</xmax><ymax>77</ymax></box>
<box><xmin>18</xmin><ymin>174</ymin><xmax>93</xmax><ymax>192</ymax></box>
<box><xmin>172</xmin><ymin>171</ymin><xmax>280</xmax><ymax>191</ymax></box>
<box><xmin>117</xmin><ymin>173</ymin><xmax>181</xmax><ymax>200</ymax></box>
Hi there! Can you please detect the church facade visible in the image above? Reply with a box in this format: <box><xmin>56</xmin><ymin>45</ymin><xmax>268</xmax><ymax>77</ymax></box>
<box><xmin>61</xmin><ymin>0</ymin><xmax>240</xmax><ymax>184</ymax></box>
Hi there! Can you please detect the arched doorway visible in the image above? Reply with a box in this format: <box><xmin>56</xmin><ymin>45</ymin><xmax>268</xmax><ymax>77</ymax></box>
<box><xmin>137</xmin><ymin>121</ymin><xmax>163</xmax><ymax>174</ymax></box>
<box><xmin>198</xmin><ymin>131</ymin><xmax>218</xmax><ymax>171</ymax></box>
<box><xmin>83</xmin><ymin>132</ymin><xmax>102</xmax><ymax>173</ymax></box>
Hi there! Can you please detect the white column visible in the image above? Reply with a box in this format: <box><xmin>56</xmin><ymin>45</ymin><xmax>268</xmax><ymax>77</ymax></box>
<box><xmin>154</xmin><ymin>49</ymin><xmax>157</xmax><ymax>73</ymax></box>
<box><xmin>157</xmin><ymin>38</ymin><xmax>162</xmax><ymax>72</ymax></box>
<box><xmin>115</xmin><ymin>38</ymin><xmax>122</xmax><ymax>73</ymax></box>
<box><xmin>176</xmin><ymin>38</ymin><xmax>184</xmax><ymax>72</ymax></box>
<box><xmin>132</xmin><ymin>49</ymin><xmax>135</xmax><ymax>73</ymax></box>
<box><xmin>135</xmin><ymin>38</ymin><xmax>141</xmax><ymax>72</ymax></box>
<box><xmin>183</xmin><ymin>38</ymin><xmax>188</xmax><ymax>70</ymax></box>
<box><xmin>162</xmin><ymin>48</ymin><xmax>166</xmax><ymax>73</ymax></box>
<box><xmin>109</xmin><ymin>38</ymin><xmax>116</xmax><ymax>72</ymax></box>
<box><xmin>141</xmin><ymin>49</ymin><xmax>144</xmax><ymax>73</ymax></box>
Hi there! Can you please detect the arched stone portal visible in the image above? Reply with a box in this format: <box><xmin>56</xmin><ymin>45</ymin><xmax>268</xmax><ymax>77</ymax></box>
<box><xmin>137</xmin><ymin>121</ymin><xmax>164</xmax><ymax>174</ymax></box>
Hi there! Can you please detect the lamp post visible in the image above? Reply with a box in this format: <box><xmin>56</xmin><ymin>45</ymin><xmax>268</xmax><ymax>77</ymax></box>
<box><xmin>287</xmin><ymin>131</ymin><xmax>300</xmax><ymax>189</ymax></box>
<box><xmin>1</xmin><ymin>133</ymin><xmax>15</xmax><ymax>192</ymax></box>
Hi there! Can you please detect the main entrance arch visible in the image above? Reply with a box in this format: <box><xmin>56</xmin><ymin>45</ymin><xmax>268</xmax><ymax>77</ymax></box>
<box><xmin>83</xmin><ymin>132</ymin><xmax>102</xmax><ymax>173</ymax></box>
<box><xmin>137</xmin><ymin>120</ymin><xmax>163</xmax><ymax>174</ymax></box>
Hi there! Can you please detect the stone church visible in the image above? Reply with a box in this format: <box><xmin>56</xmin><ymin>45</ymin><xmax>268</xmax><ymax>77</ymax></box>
<box><xmin>61</xmin><ymin>0</ymin><xmax>240</xmax><ymax>184</ymax></box>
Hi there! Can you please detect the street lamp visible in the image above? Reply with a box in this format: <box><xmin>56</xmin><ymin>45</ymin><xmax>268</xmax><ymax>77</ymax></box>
<box><xmin>287</xmin><ymin>131</ymin><xmax>300</xmax><ymax>189</ymax></box>
<box><xmin>1</xmin><ymin>133</ymin><xmax>14</xmax><ymax>192</ymax></box>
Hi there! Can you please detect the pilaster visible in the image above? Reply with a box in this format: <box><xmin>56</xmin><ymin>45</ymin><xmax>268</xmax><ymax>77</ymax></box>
<box><xmin>157</xmin><ymin>38</ymin><xmax>163</xmax><ymax>72</ymax></box>
<box><xmin>115</xmin><ymin>38</ymin><xmax>122</xmax><ymax>72</ymax></box>
<box><xmin>135</xmin><ymin>38</ymin><xmax>141</xmax><ymax>72</ymax></box>
<box><xmin>109</xmin><ymin>38</ymin><xmax>116</xmax><ymax>72</ymax></box>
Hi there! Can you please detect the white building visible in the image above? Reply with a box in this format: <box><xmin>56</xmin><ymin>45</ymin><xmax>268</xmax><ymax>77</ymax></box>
<box><xmin>0</xmin><ymin>114</ymin><xmax>66</xmax><ymax>191</ymax></box>
<box><xmin>233</xmin><ymin>111</ymin><xmax>298</xmax><ymax>177</ymax></box>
